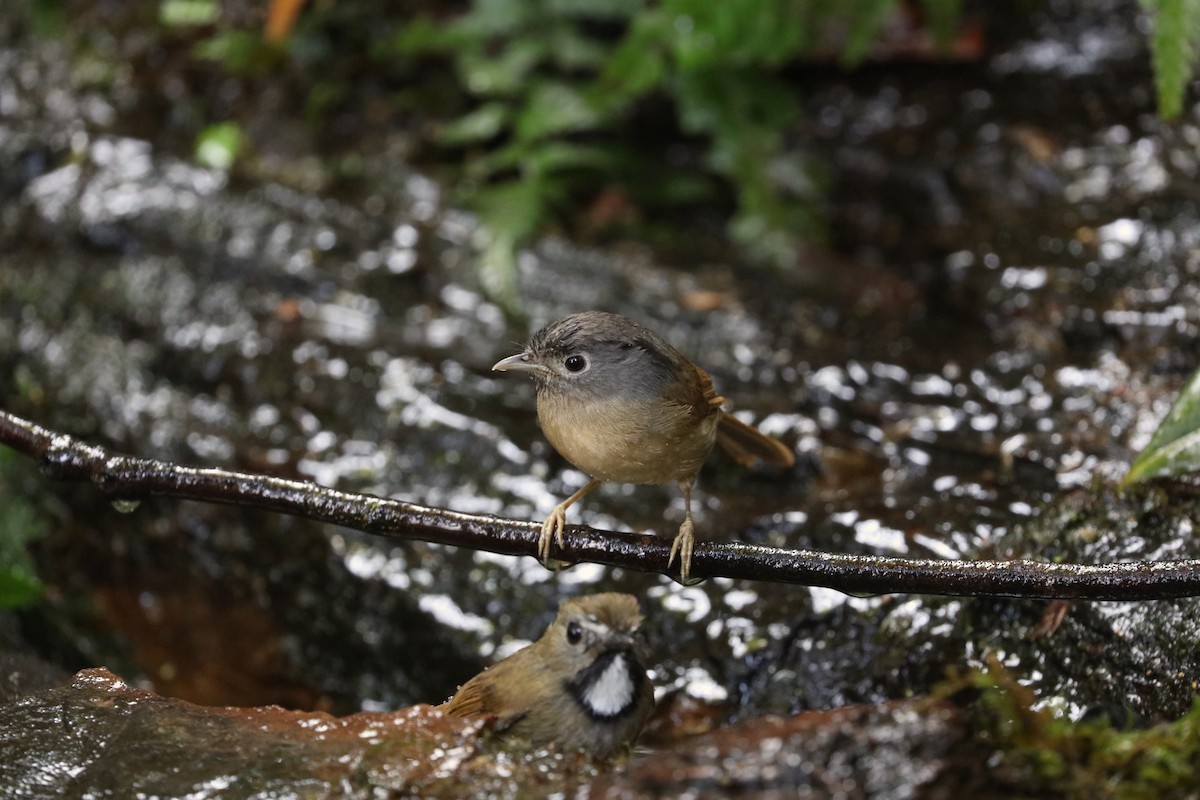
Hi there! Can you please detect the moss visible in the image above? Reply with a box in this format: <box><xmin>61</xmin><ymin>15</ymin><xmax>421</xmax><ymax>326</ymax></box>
<box><xmin>951</xmin><ymin>660</ymin><xmax>1200</xmax><ymax>796</ymax></box>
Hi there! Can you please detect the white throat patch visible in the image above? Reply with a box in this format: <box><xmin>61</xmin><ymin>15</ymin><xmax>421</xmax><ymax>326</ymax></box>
<box><xmin>582</xmin><ymin>653</ymin><xmax>635</xmax><ymax>717</ymax></box>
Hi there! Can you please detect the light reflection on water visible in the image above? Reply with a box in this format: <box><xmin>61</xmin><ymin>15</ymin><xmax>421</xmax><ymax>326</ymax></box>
<box><xmin>4</xmin><ymin>2</ymin><xmax>1200</xmax><ymax>738</ymax></box>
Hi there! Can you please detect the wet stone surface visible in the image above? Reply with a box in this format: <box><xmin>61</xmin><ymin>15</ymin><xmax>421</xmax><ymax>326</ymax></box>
<box><xmin>2</xmin><ymin>0</ymin><xmax>1200</xmax><ymax>794</ymax></box>
<box><xmin>0</xmin><ymin>667</ymin><xmax>596</xmax><ymax>799</ymax></box>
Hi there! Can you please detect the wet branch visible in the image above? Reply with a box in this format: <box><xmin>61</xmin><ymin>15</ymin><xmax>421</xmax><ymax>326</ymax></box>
<box><xmin>3</xmin><ymin>409</ymin><xmax>1200</xmax><ymax>600</ymax></box>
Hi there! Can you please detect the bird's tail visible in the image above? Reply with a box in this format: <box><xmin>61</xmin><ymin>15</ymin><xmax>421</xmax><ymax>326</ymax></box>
<box><xmin>716</xmin><ymin>412</ymin><xmax>795</xmax><ymax>468</ymax></box>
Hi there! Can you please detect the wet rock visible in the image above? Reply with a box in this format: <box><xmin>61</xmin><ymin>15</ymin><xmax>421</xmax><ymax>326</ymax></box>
<box><xmin>596</xmin><ymin>700</ymin><xmax>964</xmax><ymax>799</ymax></box>
<box><xmin>0</xmin><ymin>667</ymin><xmax>586</xmax><ymax>799</ymax></box>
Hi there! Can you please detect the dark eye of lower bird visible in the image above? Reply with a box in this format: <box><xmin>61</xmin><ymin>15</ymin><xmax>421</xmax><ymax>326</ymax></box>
<box><xmin>566</xmin><ymin>622</ymin><xmax>582</xmax><ymax>644</ymax></box>
<box><xmin>564</xmin><ymin>355</ymin><xmax>586</xmax><ymax>373</ymax></box>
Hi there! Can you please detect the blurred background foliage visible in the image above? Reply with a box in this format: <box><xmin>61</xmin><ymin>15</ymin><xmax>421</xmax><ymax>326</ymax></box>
<box><xmin>390</xmin><ymin>0</ymin><xmax>867</xmax><ymax>298</ymax></box>
<box><xmin>20</xmin><ymin>0</ymin><xmax>980</xmax><ymax>304</ymax></box>
<box><xmin>18</xmin><ymin>0</ymin><xmax>1200</xmax><ymax>306</ymax></box>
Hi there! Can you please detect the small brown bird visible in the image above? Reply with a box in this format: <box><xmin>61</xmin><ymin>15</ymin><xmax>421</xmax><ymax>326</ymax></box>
<box><xmin>441</xmin><ymin>592</ymin><xmax>654</xmax><ymax>758</ymax></box>
<box><xmin>493</xmin><ymin>311</ymin><xmax>795</xmax><ymax>583</ymax></box>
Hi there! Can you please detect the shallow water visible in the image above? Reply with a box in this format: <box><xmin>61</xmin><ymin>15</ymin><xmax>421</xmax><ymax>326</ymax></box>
<box><xmin>1</xmin><ymin>0</ymin><xmax>1198</xmax><ymax>781</ymax></box>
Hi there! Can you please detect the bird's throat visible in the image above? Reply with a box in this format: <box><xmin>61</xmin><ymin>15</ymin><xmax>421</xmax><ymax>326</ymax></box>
<box><xmin>566</xmin><ymin>651</ymin><xmax>641</xmax><ymax>721</ymax></box>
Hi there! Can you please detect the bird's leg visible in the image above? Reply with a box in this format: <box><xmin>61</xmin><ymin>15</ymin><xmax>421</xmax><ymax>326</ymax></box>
<box><xmin>668</xmin><ymin>476</ymin><xmax>702</xmax><ymax>585</ymax></box>
<box><xmin>540</xmin><ymin>478</ymin><xmax>602</xmax><ymax>567</ymax></box>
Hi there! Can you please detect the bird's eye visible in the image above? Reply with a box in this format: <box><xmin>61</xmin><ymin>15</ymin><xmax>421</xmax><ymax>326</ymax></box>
<box><xmin>566</xmin><ymin>621</ymin><xmax>582</xmax><ymax>645</ymax></box>
<box><xmin>564</xmin><ymin>354</ymin><xmax>587</xmax><ymax>373</ymax></box>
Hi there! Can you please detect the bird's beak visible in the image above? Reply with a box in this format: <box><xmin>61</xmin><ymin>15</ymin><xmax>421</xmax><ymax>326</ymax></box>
<box><xmin>606</xmin><ymin>632</ymin><xmax>639</xmax><ymax>653</ymax></box>
<box><xmin>492</xmin><ymin>352</ymin><xmax>547</xmax><ymax>374</ymax></box>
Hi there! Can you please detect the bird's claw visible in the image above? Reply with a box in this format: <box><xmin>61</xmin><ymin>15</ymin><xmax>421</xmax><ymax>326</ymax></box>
<box><xmin>668</xmin><ymin>519</ymin><xmax>702</xmax><ymax>586</ymax></box>
<box><xmin>537</xmin><ymin>508</ymin><xmax>572</xmax><ymax>571</ymax></box>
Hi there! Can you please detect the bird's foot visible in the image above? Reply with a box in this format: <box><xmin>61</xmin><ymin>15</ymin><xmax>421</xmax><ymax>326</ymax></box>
<box><xmin>537</xmin><ymin>506</ymin><xmax>573</xmax><ymax>571</ymax></box>
<box><xmin>668</xmin><ymin>519</ymin><xmax>702</xmax><ymax>586</ymax></box>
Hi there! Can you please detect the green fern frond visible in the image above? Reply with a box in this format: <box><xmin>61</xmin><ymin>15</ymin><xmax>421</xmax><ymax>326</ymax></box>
<box><xmin>1147</xmin><ymin>0</ymin><xmax>1200</xmax><ymax>119</ymax></box>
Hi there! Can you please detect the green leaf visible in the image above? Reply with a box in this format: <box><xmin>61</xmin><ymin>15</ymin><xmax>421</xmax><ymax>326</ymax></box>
<box><xmin>596</xmin><ymin>10</ymin><xmax>669</xmax><ymax>104</ymax></box>
<box><xmin>0</xmin><ymin>451</ymin><xmax>47</xmax><ymax>609</ymax></box>
<box><xmin>546</xmin><ymin>24</ymin><xmax>612</xmax><ymax>71</ymax></box>
<box><xmin>1125</xmin><ymin>366</ymin><xmax>1200</xmax><ymax>484</ymax></box>
<box><xmin>664</xmin><ymin>0</ymin><xmax>810</xmax><ymax>69</ymax></box>
<box><xmin>195</xmin><ymin>121</ymin><xmax>244</xmax><ymax>171</ymax></box>
<box><xmin>478</xmin><ymin>230</ymin><xmax>525</xmax><ymax>313</ymax></box>
<box><xmin>474</xmin><ymin>178</ymin><xmax>555</xmax><ymax>311</ymax></box>
<box><xmin>0</xmin><ymin>569</ymin><xmax>42</xmax><ymax>609</ymax></box>
<box><xmin>194</xmin><ymin>30</ymin><xmax>277</xmax><ymax>75</ymax></box>
<box><xmin>1147</xmin><ymin>0</ymin><xmax>1200</xmax><ymax>120</ymax></box>
<box><xmin>452</xmin><ymin>0</ymin><xmax>537</xmax><ymax>38</ymax></box>
<box><xmin>514</xmin><ymin>81</ymin><xmax>603</xmax><ymax>143</ymax></box>
<box><xmin>438</xmin><ymin>102</ymin><xmax>511</xmax><ymax>146</ymax></box>
<box><xmin>841</xmin><ymin>0</ymin><xmax>898</xmax><ymax>66</ymax></box>
<box><xmin>525</xmin><ymin>142</ymin><xmax>619</xmax><ymax>173</ymax></box>
<box><xmin>920</xmin><ymin>0</ymin><xmax>963</xmax><ymax>52</ymax></box>
<box><xmin>459</xmin><ymin>40</ymin><xmax>547</xmax><ymax>96</ymax></box>
<box><xmin>470</xmin><ymin>141</ymin><xmax>529</xmax><ymax>178</ymax></box>
<box><xmin>389</xmin><ymin>16</ymin><xmax>452</xmax><ymax>56</ymax></box>
<box><xmin>29</xmin><ymin>0</ymin><xmax>68</xmax><ymax>37</ymax></box>
<box><xmin>475</xmin><ymin>178</ymin><xmax>551</xmax><ymax>247</ymax></box>
<box><xmin>159</xmin><ymin>0</ymin><xmax>219</xmax><ymax>28</ymax></box>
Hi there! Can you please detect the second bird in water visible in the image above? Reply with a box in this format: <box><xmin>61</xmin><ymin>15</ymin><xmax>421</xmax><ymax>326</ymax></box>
<box><xmin>493</xmin><ymin>311</ymin><xmax>794</xmax><ymax>582</ymax></box>
<box><xmin>441</xmin><ymin>592</ymin><xmax>653</xmax><ymax>757</ymax></box>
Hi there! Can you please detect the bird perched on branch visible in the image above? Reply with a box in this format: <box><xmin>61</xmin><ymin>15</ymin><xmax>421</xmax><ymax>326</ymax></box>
<box><xmin>493</xmin><ymin>311</ymin><xmax>795</xmax><ymax>583</ymax></box>
<box><xmin>441</xmin><ymin>592</ymin><xmax>654</xmax><ymax>758</ymax></box>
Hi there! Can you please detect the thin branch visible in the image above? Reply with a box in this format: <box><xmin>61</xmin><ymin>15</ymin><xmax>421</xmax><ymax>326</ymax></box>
<box><xmin>2</xmin><ymin>409</ymin><xmax>1199</xmax><ymax>600</ymax></box>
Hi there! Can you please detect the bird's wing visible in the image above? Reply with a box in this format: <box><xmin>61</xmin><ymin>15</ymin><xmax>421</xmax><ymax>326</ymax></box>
<box><xmin>440</xmin><ymin>660</ymin><xmax>534</xmax><ymax>739</ymax></box>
